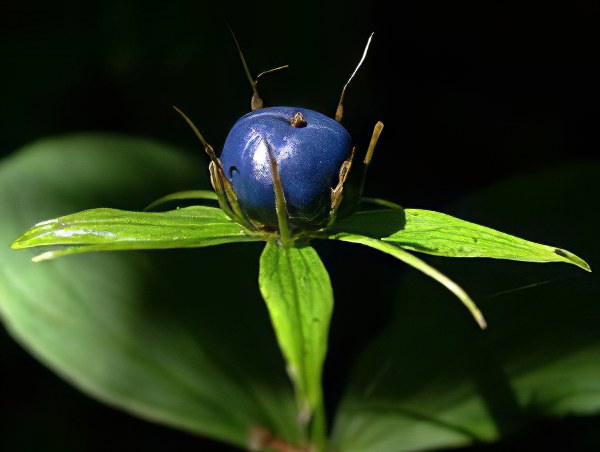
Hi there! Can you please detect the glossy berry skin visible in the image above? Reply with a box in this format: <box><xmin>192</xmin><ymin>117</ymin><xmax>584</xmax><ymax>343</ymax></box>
<box><xmin>220</xmin><ymin>106</ymin><xmax>352</xmax><ymax>228</ymax></box>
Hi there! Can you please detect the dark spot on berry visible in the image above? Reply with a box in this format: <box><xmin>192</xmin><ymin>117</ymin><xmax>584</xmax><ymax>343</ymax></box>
<box><xmin>229</xmin><ymin>166</ymin><xmax>239</xmax><ymax>178</ymax></box>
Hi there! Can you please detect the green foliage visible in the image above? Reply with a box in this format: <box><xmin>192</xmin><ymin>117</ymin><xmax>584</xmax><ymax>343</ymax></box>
<box><xmin>331</xmin><ymin>233</ymin><xmax>486</xmax><ymax>328</ymax></box>
<box><xmin>259</xmin><ymin>242</ymin><xmax>333</xmax><ymax>447</ymax></box>
<box><xmin>2</xmin><ymin>135</ymin><xmax>594</xmax><ymax>452</ymax></box>
<box><xmin>388</xmin><ymin>209</ymin><xmax>589</xmax><ymax>270</ymax></box>
<box><xmin>0</xmin><ymin>135</ymin><xmax>298</xmax><ymax>449</ymax></box>
<box><xmin>144</xmin><ymin>190</ymin><xmax>219</xmax><ymax>211</ymax></box>
<box><xmin>12</xmin><ymin>206</ymin><xmax>260</xmax><ymax>261</ymax></box>
<box><xmin>332</xmin><ymin>208</ymin><xmax>589</xmax><ymax>271</ymax></box>
<box><xmin>330</xmin><ymin>163</ymin><xmax>599</xmax><ymax>452</ymax></box>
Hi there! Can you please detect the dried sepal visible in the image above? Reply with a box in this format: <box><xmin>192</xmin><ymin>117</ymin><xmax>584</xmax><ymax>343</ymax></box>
<box><xmin>328</xmin><ymin>147</ymin><xmax>356</xmax><ymax>226</ymax></box>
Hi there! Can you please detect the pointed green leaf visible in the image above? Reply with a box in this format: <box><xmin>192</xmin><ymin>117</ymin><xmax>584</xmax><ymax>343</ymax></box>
<box><xmin>12</xmin><ymin>206</ymin><xmax>260</xmax><ymax>261</ymax></box>
<box><xmin>332</xmin><ymin>163</ymin><xmax>599</xmax><ymax>452</ymax></box>
<box><xmin>386</xmin><ymin>209</ymin><xmax>590</xmax><ymax>271</ymax></box>
<box><xmin>330</xmin><ymin>233</ymin><xmax>486</xmax><ymax>328</ymax></box>
<box><xmin>259</xmin><ymin>241</ymin><xmax>333</xmax><ymax>443</ymax></box>
<box><xmin>0</xmin><ymin>134</ymin><xmax>298</xmax><ymax>449</ymax></box>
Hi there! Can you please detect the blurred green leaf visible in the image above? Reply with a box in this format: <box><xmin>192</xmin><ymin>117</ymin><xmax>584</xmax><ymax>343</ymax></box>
<box><xmin>360</xmin><ymin>197</ymin><xmax>403</xmax><ymax>210</ymax></box>
<box><xmin>259</xmin><ymin>242</ymin><xmax>333</xmax><ymax>447</ymax></box>
<box><xmin>331</xmin><ymin>163</ymin><xmax>599</xmax><ymax>451</ymax></box>
<box><xmin>144</xmin><ymin>190</ymin><xmax>219</xmax><ymax>211</ymax></box>
<box><xmin>0</xmin><ymin>134</ymin><xmax>298</xmax><ymax>449</ymax></box>
<box><xmin>12</xmin><ymin>206</ymin><xmax>260</xmax><ymax>261</ymax></box>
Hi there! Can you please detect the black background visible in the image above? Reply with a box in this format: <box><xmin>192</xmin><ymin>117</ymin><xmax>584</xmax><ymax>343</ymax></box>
<box><xmin>1</xmin><ymin>1</ymin><xmax>598</xmax><ymax>451</ymax></box>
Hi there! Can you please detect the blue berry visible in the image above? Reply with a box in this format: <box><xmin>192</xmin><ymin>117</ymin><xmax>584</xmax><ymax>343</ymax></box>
<box><xmin>220</xmin><ymin>106</ymin><xmax>352</xmax><ymax>228</ymax></box>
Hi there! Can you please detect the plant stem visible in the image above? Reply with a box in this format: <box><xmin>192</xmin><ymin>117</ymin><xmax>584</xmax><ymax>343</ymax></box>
<box><xmin>310</xmin><ymin>398</ymin><xmax>327</xmax><ymax>452</ymax></box>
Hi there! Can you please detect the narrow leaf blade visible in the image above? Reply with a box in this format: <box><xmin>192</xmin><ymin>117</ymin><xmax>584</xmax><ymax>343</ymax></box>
<box><xmin>387</xmin><ymin>209</ymin><xmax>590</xmax><ymax>271</ymax></box>
<box><xmin>12</xmin><ymin>206</ymin><xmax>260</xmax><ymax>260</ymax></box>
<box><xmin>360</xmin><ymin>197</ymin><xmax>403</xmax><ymax>209</ymax></box>
<box><xmin>144</xmin><ymin>190</ymin><xmax>219</xmax><ymax>211</ymax></box>
<box><xmin>331</xmin><ymin>233</ymin><xmax>486</xmax><ymax>328</ymax></box>
<box><xmin>258</xmin><ymin>242</ymin><xmax>333</xmax><ymax>418</ymax></box>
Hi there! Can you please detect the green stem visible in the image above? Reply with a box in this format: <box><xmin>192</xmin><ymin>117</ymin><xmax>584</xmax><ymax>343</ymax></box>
<box><xmin>310</xmin><ymin>398</ymin><xmax>327</xmax><ymax>451</ymax></box>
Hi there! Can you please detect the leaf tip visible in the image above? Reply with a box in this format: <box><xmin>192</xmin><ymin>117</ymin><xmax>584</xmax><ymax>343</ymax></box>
<box><xmin>554</xmin><ymin>248</ymin><xmax>591</xmax><ymax>272</ymax></box>
<box><xmin>476</xmin><ymin>311</ymin><xmax>488</xmax><ymax>329</ymax></box>
<box><xmin>10</xmin><ymin>237</ymin><xmax>25</xmax><ymax>249</ymax></box>
<box><xmin>464</xmin><ymin>297</ymin><xmax>487</xmax><ymax>329</ymax></box>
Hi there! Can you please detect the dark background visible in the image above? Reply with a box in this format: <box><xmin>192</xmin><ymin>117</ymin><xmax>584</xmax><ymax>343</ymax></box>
<box><xmin>1</xmin><ymin>1</ymin><xmax>598</xmax><ymax>451</ymax></box>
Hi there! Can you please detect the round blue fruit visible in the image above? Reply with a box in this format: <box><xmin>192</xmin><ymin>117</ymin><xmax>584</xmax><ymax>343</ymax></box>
<box><xmin>220</xmin><ymin>106</ymin><xmax>353</xmax><ymax>228</ymax></box>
